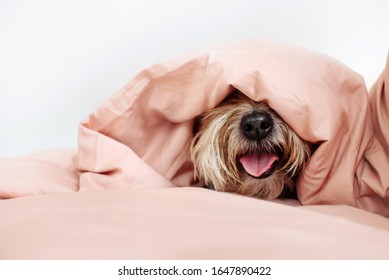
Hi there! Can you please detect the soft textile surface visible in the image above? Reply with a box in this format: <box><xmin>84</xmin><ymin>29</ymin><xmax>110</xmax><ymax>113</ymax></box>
<box><xmin>78</xmin><ymin>40</ymin><xmax>389</xmax><ymax>216</ymax></box>
<box><xmin>1</xmin><ymin>41</ymin><xmax>389</xmax><ymax>259</ymax></box>
<box><xmin>0</xmin><ymin>149</ymin><xmax>78</xmax><ymax>198</ymax></box>
<box><xmin>0</xmin><ymin>150</ymin><xmax>389</xmax><ymax>259</ymax></box>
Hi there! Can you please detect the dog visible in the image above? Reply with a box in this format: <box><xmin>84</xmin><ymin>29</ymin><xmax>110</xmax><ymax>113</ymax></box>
<box><xmin>190</xmin><ymin>90</ymin><xmax>311</xmax><ymax>199</ymax></box>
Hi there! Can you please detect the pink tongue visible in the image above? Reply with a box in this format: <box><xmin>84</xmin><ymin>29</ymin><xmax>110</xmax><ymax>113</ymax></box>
<box><xmin>239</xmin><ymin>152</ymin><xmax>279</xmax><ymax>177</ymax></box>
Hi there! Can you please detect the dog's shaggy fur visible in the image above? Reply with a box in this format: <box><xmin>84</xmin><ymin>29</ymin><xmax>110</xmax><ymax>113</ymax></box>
<box><xmin>190</xmin><ymin>91</ymin><xmax>311</xmax><ymax>199</ymax></box>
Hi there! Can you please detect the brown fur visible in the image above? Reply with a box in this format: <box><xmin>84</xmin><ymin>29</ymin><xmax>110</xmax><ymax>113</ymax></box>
<box><xmin>190</xmin><ymin>91</ymin><xmax>311</xmax><ymax>199</ymax></box>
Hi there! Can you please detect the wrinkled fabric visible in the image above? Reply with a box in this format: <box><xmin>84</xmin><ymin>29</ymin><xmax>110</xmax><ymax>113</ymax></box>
<box><xmin>1</xmin><ymin>41</ymin><xmax>389</xmax><ymax>259</ymax></box>
<box><xmin>1</xmin><ymin>151</ymin><xmax>388</xmax><ymax>259</ymax></box>
<box><xmin>77</xmin><ymin>40</ymin><xmax>389</xmax><ymax>216</ymax></box>
<box><xmin>0</xmin><ymin>149</ymin><xmax>79</xmax><ymax>198</ymax></box>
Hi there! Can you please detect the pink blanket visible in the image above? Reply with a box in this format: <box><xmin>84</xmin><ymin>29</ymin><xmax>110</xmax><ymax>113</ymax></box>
<box><xmin>1</xmin><ymin>165</ymin><xmax>389</xmax><ymax>259</ymax></box>
<box><xmin>1</xmin><ymin>41</ymin><xmax>389</xmax><ymax>259</ymax></box>
<box><xmin>78</xmin><ymin>40</ymin><xmax>389</xmax><ymax>216</ymax></box>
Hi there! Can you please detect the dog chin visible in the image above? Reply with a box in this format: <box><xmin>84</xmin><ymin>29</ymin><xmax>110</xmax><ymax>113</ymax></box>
<box><xmin>233</xmin><ymin>172</ymin><xmax>290</xmax><ymax>200</ymax></box>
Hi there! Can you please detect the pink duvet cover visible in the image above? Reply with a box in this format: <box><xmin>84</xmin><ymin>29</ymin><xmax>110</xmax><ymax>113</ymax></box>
<box><xmin>78</xmin><ymin>40</ymin><xmax>389</xmax><ymax>215</ymax></box>
<box><xmin>1</xmin><ymin>41</ymin><xmax>389</xmax><ymax>259</ymax></box>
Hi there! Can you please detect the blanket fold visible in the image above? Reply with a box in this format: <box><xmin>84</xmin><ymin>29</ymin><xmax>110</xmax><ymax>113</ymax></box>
<box><xmin>77</xmin><ymin>41</ymin><xmax>389</xmax><ymax>216</ymax></box>
<box><xmin>0</xmin><ymin>149</ymin><xmax>79</xmax><ymax>198</ymax></box>
<box><xmin>1</xmin><ymin>40</ymin><xmax>387</xmax><ymax>216</ymax></box>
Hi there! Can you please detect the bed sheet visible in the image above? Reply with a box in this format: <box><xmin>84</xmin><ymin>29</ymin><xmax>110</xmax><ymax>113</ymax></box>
<box><xmin>1</xmin><ymin>149</ymin><xmax>389</xmax><ymax>259</ymax></box>
<box><xmin>1</xmin><ymin>41</ymin><xmax>389</xmax><ymax>259</ymax></box>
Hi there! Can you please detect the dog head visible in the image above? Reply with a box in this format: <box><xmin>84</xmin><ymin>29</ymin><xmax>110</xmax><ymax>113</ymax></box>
<box><xmin>190</xmin><ymin>90</ymin><xmax>311</xmax><ymax>199</ymax></box>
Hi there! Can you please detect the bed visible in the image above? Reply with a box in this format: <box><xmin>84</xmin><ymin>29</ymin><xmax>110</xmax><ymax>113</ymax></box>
<box><xmin>1</xmin><ymin>40</ymin><xmax>388</xmax><ymax>259</ymax></box>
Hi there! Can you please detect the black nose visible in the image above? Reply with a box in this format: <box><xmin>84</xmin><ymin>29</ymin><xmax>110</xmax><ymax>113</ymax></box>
<box><xmin>240</xmin><ymin>111</ymin><xmax>273</xmax><ymax>140</ymax></box>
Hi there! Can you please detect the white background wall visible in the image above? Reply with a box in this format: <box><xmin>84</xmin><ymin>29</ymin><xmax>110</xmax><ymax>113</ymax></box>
<box><xmin>1</xmin><ymin>0</ymin><xmax>388</xmax><ymax>156</ymax></box>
